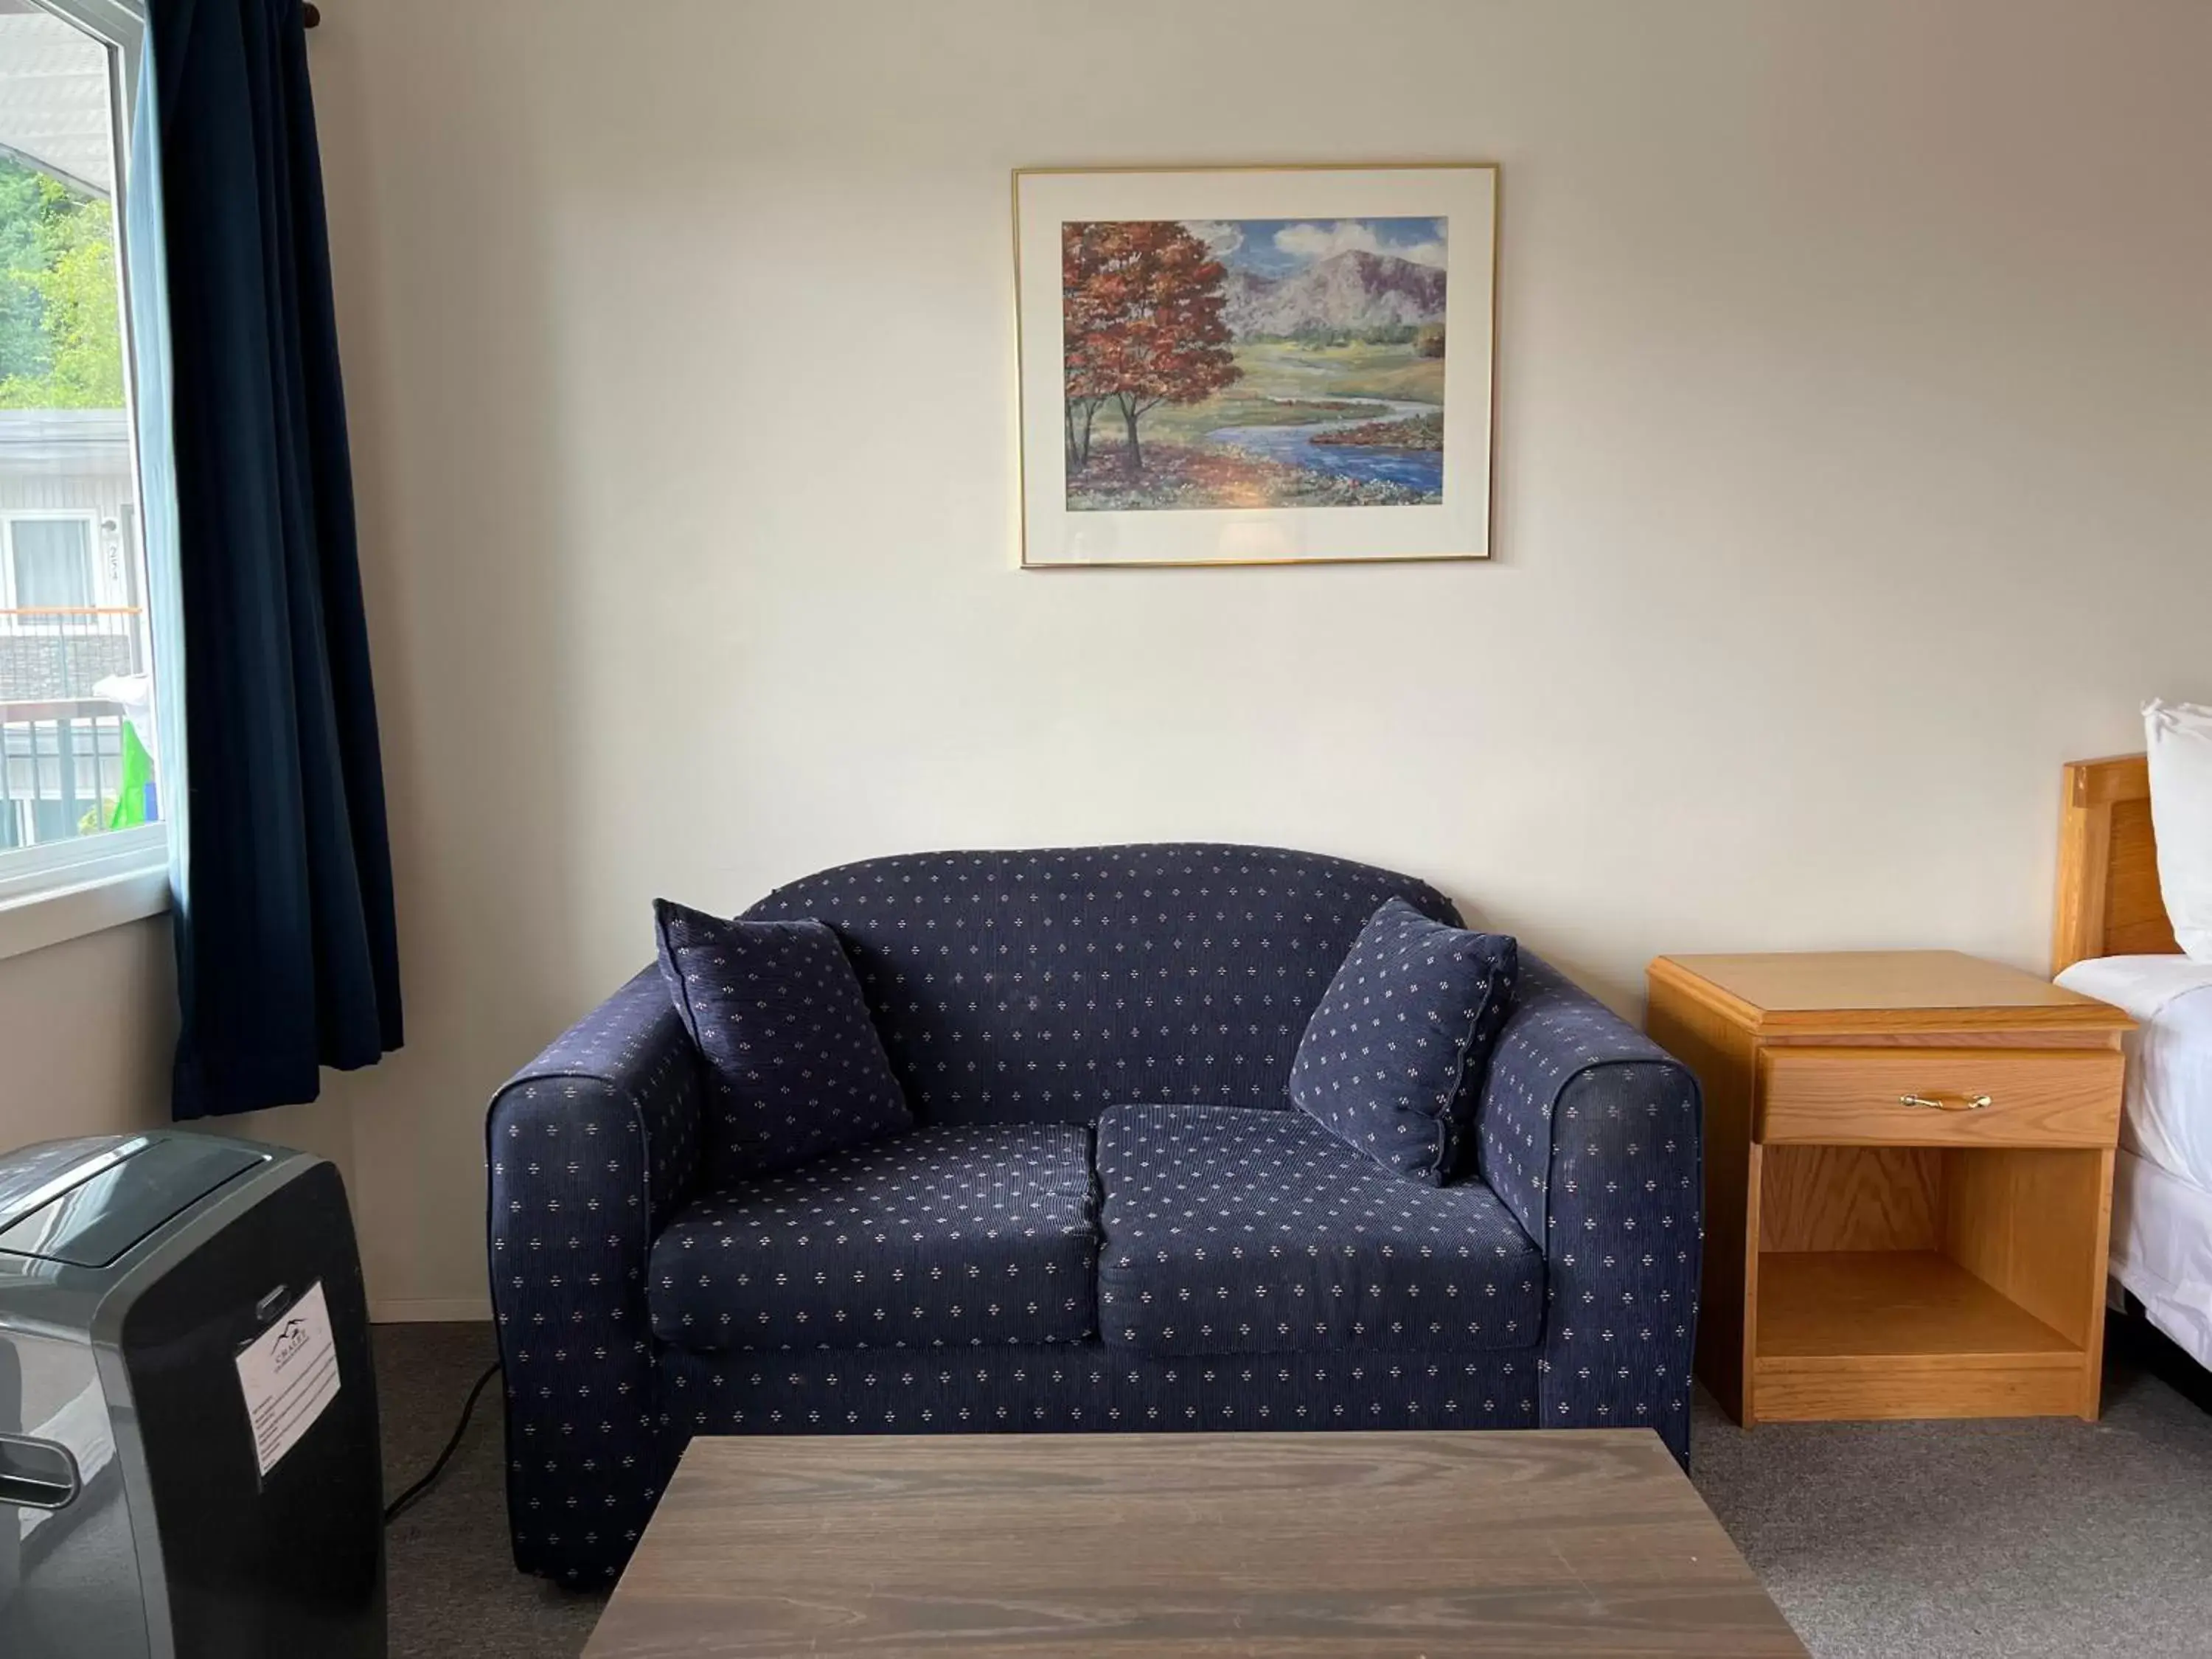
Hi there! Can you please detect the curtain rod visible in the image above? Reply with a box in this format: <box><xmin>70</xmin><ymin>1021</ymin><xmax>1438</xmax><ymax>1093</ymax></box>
<box><xmin>304</xmin><ymin>4</ymin><xmax>321</xmax><ymax>24</ymax></box>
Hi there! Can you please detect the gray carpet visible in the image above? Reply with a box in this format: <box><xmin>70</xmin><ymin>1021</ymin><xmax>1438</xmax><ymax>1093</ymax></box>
<box><xmin>375</xmin><ymin>1323</ymin><xmax>602</xmax><ymax>1658</ymax></box>
<box><xmin>373</xmin><ymin>1323</ymin><xmax>2212</xmax><ymax>1658</ymax></box>
<box><xmin>1694</xmin><ymin>1362</ymin><xmax>2212</xmax><ymax>1657</ymax></box>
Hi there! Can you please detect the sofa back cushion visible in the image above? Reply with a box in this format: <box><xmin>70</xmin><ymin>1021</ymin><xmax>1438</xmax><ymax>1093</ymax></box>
<box><xmin>742</xmin><ymin>844</ymin><xmax>1457</xmax><ymax>1126</ymax></box>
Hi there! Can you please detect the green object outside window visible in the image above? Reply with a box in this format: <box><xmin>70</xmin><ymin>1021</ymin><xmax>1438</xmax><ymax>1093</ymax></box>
<box><xmin>108</xmin><ymin>715</ymin><xmax>153</xmax><ymax>829</ymax></box>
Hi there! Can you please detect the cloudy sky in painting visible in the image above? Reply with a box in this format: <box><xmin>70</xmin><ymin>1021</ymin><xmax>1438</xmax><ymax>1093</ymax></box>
<box><xmin>1182</xmin><ymin>217</ymin><xmax>1448</xmax><ymax>278</ymax></box>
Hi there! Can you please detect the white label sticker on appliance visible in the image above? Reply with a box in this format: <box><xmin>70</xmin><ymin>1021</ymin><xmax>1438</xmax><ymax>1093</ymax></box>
<box><xmin>234</xmin><ymin>1280</ymin><xmax>341</xmax><ymax>1478</ymax></box>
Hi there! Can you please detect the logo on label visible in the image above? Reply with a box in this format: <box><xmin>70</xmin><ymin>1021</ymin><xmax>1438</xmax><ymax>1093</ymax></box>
<box><xmin>271</xmin><ymin>1318</ymin><xmax>311</xmax><ymax>1368</ymax></box>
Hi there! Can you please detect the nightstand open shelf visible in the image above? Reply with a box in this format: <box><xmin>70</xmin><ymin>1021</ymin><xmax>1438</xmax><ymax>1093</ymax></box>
<box><xmin>1755</xmin><ymin>1248</ymin><xmax>2086</xmax><ymax>1420</ymax></box>
<box><xmin>1747</xmin><ymin>1140</ymin><xmax>2111</xmax><ymax>1419</ymax></box>
<box><xmin>1759</xmin><ymin>1251</ymin><xmax>2078</xmax><ymax>1362</ymax></box>
<box><xmin>1646</xmin><ymin>952</ymin><xmax>2134</xmax><ymax>1425</ymax></box>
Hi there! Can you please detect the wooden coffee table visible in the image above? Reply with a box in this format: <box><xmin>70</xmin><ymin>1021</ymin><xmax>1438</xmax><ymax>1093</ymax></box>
<box><xmin>582</xmin><ymin>1430</ymin><xmax>1806</xmax><ymax>1656</ymax></box>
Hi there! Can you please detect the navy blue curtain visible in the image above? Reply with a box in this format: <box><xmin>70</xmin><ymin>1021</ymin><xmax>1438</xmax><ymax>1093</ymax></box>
<box><xmin>155</xmin><ymin>0</ymin><xmax>402</xmax><ymax>1116</ymax></box>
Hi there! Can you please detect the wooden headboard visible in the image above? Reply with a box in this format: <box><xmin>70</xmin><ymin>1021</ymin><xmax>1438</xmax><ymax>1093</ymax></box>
<box><xmin>2052</xmin><ymin>754</ymin><xmax>2179</xmax><ymax>974</ymax></box>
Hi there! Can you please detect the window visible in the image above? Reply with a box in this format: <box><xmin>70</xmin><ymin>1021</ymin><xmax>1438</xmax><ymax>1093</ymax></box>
<box><xmin>0</xmin><ymin>0</ymin><xmax>173</xmax><ymax>952</ymax></box>
<box><xmin>3</xmin><ymin>512</ymin><xmax>99</xmax><ymax>622</ymax></box>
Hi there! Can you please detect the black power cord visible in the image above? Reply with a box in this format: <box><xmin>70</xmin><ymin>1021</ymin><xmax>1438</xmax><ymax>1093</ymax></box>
<box><xmin>383</xmin><ymin>1360</ymin><xmax>502</xmax><ymax>1526</ymax></box>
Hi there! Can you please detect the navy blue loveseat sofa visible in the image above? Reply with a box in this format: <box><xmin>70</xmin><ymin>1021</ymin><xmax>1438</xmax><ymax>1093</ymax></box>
<box><xmin>487</xmin><ymin>846</ymin><xmax>1703</xmax><ymax>1585</ymax></box>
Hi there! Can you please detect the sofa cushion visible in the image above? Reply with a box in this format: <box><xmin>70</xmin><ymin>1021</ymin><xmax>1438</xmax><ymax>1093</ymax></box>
<box><xmin>647</xmin><ymin>1123</ymin><xmax>1099</xmax><ymax>1354</ymax></box>
<box><xmin>1094</xmin><ymin>1103</ymin><xmax>1543</xmax><ymax>1357</ymax></box>
<box><xmin>1290</xmin><ymin>898</ymin><xmax>1518</xmax><ymax>1182</ymax></box>
<box><xmin>740</xmin><ymin>845</ymin><xmax>1461</xmax><ymax>1127</ymax></box>
<box><xmin>654</xmin><ymin>898</ymin><xmax>913</xmax><ymax>1186</ymax></box>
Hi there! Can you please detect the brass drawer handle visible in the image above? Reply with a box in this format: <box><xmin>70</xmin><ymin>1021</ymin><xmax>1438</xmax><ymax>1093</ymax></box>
<box><xmin>1900</xmin><ymin>1092</ymin><xmax>1992</xmax><ymax>1113</ymax></box>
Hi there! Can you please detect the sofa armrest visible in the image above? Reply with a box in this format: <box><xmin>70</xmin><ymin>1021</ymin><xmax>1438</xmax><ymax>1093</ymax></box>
<box><xmin>484</xmin><ymin>966</ymin><xmax>703</xmax><ymax>1583</ymax></box>
<box><xmin>1475</xmin><ymin>953</ymin><xmax>1703</xmax><ymax>1462</ymax></box>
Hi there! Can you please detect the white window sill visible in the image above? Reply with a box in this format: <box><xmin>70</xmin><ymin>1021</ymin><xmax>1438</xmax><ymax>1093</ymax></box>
<box><xmin>0</xmin><ymin>855</ymin><xmax>171</xmax><ymax>964</ymax></box>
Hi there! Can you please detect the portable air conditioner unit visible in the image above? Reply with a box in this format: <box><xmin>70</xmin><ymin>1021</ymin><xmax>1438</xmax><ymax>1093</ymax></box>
<box><xmin>0</xmin><ymin>1133</ymin><xmax>384</xmax><ymax>1658</ymax></box>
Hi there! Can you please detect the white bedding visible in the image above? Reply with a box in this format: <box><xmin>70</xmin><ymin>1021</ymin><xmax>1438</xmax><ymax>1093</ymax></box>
<box><xmin>2054</xmin><ymin>953</ymin><xmax>2212</xmax><ymax>1370</ymax></box>
<box><xmin>2055</xmin><ymin>954</ymin><xmax>2212</xmax><ymax>1193</ymax></box>
<box><xmin>2112</xmin><ymin>1150</ymin><xmax>2212</xmax><ymax>1372</ymax></box>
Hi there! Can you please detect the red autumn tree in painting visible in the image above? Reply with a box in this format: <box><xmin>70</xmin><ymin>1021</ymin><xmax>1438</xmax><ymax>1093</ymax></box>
<box><xmin>1062</xmin><ymin>220</ymin><xmax>1239</xmax><ymax>476</ymax></box>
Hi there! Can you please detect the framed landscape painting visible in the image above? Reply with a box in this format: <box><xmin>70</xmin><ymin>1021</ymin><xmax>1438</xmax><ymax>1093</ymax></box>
<box><xmin>1015</xmin><ymin>164</ymin><xmax>1496</xmax><ymax>568</ymax></box>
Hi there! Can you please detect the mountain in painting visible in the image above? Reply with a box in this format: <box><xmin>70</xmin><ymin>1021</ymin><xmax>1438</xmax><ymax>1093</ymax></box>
<box><xmin>1222</xmin><ymin>250</ymin><xmax>1447</xmax><ymax>341</ymax></box>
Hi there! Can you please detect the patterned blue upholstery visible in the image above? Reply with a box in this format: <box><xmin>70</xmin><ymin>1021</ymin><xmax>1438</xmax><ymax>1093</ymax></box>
<box><xmin>658</xmin><ymin>1343</ymin><xmax>1537</xmax><ymax>1438</ymax></box>
<box><xmin>742</xmin><ymin>846</ymin><xmax>1455</xmax><ymax>1125</ymax></box>
<box><xmin>1475</xmin><ymin>956</ymin><xmax>1703</xmax><ymax>1451</ymax></box>
<box><xmin>1289</xmin><ymin>898</ymin><xmax>1518</xmax><ymax>1180</ymax></box>
<box><xmin>646</xmin><ymin>1124</ymin><xmax>1097</xmax><ymax>1354</ymax></box>
<box><xmin>653</xmin><ymin>900</ymin><xmax>911</xmax><ymax>1184</ymax></box>
<box><xmin>484</xmin><ymin>967</ymin><xmax>700</xmax><ymax>1584</ymax></box>
<box><xmin>486</xmin><ymin>846</ymin><xmax>1703</xmax><ymax>1587</ymax></box>
<box><xmin>1095</xmin><ymin>1104</ymin><xmax>1542</xmax><ymax>1356</ymax></box>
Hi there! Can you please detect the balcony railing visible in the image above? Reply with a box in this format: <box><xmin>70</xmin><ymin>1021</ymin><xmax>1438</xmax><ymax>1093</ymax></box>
<box><xmin>0</xmin><ymin>605</ymin><xmax>145</xmax><ymax>703</ymax></box>
<box><xmin>0</xmin><ymin>607</ymin><xmax>156</xmax><ymax>850</ymax></box>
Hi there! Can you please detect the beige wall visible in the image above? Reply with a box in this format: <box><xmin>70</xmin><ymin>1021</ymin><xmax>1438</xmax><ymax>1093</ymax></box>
<box><xmin>0</xmin><ymin>920</ymin><xmax>172</xmax><ymax>1146</ymax></box>
<box><xmin>0</xmin><ymin>919</ymin><xmax>350</xmax><ymax>1186</ymax></box>
<box><xmin>305</xmin><ymin>0</ymin><xmax>2212</xmax><ymax>1315</ymax></box>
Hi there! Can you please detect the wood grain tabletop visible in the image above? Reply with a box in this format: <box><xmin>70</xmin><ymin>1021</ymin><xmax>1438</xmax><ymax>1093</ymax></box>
<box><xmin>582</xmin><ymin>1429</ymin><xmax>1806</xmax><ymax>1657</ymax></box>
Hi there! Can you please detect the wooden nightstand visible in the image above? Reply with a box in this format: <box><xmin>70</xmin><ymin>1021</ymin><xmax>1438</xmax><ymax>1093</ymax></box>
<box><xmin>1646</xmin><ymin>951</ymin><xmax>2135</xmax><ymax>1425</ymax></box>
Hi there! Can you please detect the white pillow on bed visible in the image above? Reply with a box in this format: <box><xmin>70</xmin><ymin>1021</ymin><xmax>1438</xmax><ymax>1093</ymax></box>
<box><xmin>2145</xmin><ymin>699</ymin><xmax>2212</xmax><ymax>961</ymax></box>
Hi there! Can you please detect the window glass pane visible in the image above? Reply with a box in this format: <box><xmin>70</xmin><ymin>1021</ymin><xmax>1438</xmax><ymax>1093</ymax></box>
<box><xmin>10</xmin><ymin>516</ymin><xmax>94</xmax><ymax>609</ymax></box>
<box><xmin>0</xmin><ymin>4</ymin><xmax>161</xmax><ymax>847</ymax></box>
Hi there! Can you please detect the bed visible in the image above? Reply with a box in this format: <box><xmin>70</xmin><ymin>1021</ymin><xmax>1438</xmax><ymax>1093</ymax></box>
<box><xmin>2051</xmin><ymin>754</ymin><xmax>2212</xmax><ymax>1374</ymax></box>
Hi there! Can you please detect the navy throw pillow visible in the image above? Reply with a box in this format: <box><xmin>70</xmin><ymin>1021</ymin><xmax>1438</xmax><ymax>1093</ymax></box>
<box><xmin>653</xmin><ymin>899</ymin><xmax>913</xmax><ymax>1186</ymax></box>
<box><xmin>1289</xmin><ymin>897</ymin><xmax>1519</xmax><ymax>1183</ymax></box>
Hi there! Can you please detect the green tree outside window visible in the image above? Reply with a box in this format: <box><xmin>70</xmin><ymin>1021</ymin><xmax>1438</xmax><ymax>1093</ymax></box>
<box><xmin>0</xmin><ymin>158</ymin><xmax>125</xmax><ymax>410</ymax></box>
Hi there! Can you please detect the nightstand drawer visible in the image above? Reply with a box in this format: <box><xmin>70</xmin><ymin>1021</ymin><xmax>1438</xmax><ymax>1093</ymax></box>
<box><xmin>1756</xmin><ymin>1047</ymin><xmax>2124</xmax><ymax>1147</ymax></box>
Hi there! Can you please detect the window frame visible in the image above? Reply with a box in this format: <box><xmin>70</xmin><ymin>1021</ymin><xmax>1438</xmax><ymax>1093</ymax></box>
<box><xmin>0</xmin><ymin>0</ymin><xmax>177</xmax><ymax>964</ymax></box>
